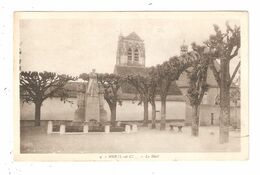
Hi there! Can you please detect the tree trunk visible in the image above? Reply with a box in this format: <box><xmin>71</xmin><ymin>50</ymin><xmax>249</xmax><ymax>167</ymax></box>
<box><xmin>160</xmin><ymin>97</ymin><xmax>166</xmax><ymax>130</ymax></box>
<box><xmin>234</xmin><ymin>102</ymin><xmax>239</xmax><ymax>129</ymax></box>
<box><xmin>109</xmin><ymin>104</ymin><xmax>117</xmax><ymax>126</ymax></box>
<box><xmin>219</xmin><ymin>59</ymin><xmax>230</xmax><ymax>144</ymax></box>
<box><xmin>34</xmin><ymin>102</ymin><xmax>42</xmax><ymax>126</ymax></box>
<box><xmin>191</xmin><ymin>105</ymin><xmax>199</xmax><ymax>136</ymax></box>
<box><xmin>143</xmin><ymin>97</ymin><xmax>149</xmax><ymax>127</ymax></box>
<box><xmin>151</xmin><ymin>101</ymin><xmax>156</xmax><ymax>129</ymax></box>
<box><xmin>219</xmin><ymin>87</ymin><xmax>230</xmax><ymax>143</ymax></box>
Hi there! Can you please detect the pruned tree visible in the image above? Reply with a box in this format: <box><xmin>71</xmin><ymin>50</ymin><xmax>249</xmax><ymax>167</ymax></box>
<box><xmin>20</xmin><ymin>71</ymin><xmax>76</xmax><ymax>126</ymax></box>
<box><xmin>187</xmin><ymin>43</ymin><xmax>210</xmax><ymax>136</ymax></box>
<box><xmin>98</xmin><ymin>73</ymin><xmax>124</xmax><ymax>126</ymax></box>
<box><xmin>204</xmin><ymin>22</ymin><xmax>240</xmax><ymax>143</ymax></box>
<box><xmin>156</xmin><ymin>53</ymin><xmax>199</xmax><ymax>130</ymax></box>
<box><xmin>126</xmin><ymin>71</ymin><xmax>150</xmax><ymax>127</ymax></box>
<box><xmin>126</xmin><ymin>67</ymin><xmax>158</xmax><ymax>128</ymax></box>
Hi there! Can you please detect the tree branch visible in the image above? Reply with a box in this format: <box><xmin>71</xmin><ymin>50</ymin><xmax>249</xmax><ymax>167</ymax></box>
<box><xmin>229</xmin><ymin>61</ymin><xmax>241</xmax><ymax>87</ymax></box>
<box><xmin>229</xmin><ymin>46</ymin><xmax>240</xmax><ymax>60</ymax></box>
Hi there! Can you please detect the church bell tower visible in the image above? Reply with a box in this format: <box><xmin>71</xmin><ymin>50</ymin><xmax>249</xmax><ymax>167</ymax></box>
<box><xmin>180</xmin><ymin>40</ymin><xmax>188</xmax><ymax>56</ymax></box>
<box><xmin>116</xmin><ymin>32</ymin><xmax>145</xmax><ymax>67</ymax></box>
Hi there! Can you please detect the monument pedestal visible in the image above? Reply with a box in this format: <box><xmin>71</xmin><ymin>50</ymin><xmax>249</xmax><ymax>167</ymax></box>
<box><xmin>85</xmin><ymin>95</ymin><xmax>100</xmax><ymax>122</ymax></box>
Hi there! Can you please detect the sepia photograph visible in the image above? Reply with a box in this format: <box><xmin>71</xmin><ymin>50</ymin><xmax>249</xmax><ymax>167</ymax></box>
<box><xmin>13</xmin><ymin>12</ymin><xmax>248</xmax><ymax>161</ymax></box>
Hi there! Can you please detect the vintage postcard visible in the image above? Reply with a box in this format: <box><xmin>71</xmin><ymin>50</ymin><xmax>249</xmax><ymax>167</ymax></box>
<box><xmin>13</xmin><ymin>12</ymin><xmax>248</xmax><ymax>161</ymax></box>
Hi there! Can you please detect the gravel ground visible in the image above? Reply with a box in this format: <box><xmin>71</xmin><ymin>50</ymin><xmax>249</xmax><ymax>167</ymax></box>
<box><xmin>20</xmin><ymin>124</ymin><xmax>241</xmax><ymax>153</ymax></box>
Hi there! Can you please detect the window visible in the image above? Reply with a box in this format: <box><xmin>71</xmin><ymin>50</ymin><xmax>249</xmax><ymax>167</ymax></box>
<box><xmin>134</xmin><ymin>49</ymin><xmax>139</xmax><ymax>61</ymax></box>
<box><xmin>127</xmin><ymin>48</ymin><xmax>132</xmax><ymax>61</ymax></box>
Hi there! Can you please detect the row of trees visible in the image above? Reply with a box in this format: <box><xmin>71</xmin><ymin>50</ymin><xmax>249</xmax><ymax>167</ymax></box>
<box><xmin>80</xmin><ymin>51</ymin><xmax>200</xmax><ymax>129</ymax></box>
<box><xmin>20</xmin><ymin>22</ymin><xmax>240</xmax><ymax>143</ymax></box>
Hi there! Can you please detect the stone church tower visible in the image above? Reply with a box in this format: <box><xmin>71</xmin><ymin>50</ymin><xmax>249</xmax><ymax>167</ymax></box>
<box><xmin>116</xmin><ymin>32</ymin><xmax>145</xmax><ymax>67</ymax></box>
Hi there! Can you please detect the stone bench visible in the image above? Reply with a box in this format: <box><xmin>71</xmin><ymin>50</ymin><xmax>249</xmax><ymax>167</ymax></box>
<box><xmin>117</xmin><ymin>122</ymin><xmax>138</xmax><ymax>133</ymax></box>
<box><xmin>169</xmin><ymin>122</ymin><xmax>185</xmax><ymax>132</ymax></box>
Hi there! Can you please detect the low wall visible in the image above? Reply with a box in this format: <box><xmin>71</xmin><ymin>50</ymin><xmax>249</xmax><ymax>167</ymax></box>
<box><xmin>20</xmin><ymin>98</ymin><xmax>186</xmax><ymax>122</ymax></box>
<box><xmin>185</xmin><ymin>104</ymin><xmax>240</xmax><ymax>128</ymax></box>
<box><xmin>20</xmin><ymin>98</ymin><xmax>240</xmax><ymax>128</ymax></box>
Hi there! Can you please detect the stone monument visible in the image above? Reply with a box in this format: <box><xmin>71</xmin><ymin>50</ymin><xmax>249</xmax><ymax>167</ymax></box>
<box><xmin>74</xmin><ymin>69</ymin><xmax>107</xmax><ymax>123</ymax></box>
<box><xmin>85</xmin><ymin>69</ymin><xmax>100</xmax><ymax>122</ymax></box>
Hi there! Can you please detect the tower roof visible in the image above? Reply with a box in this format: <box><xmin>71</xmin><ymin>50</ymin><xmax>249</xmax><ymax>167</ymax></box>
<box><xmin>125</xmin><ymin>32</ymin><xmax>142</xmax><ymax>41</ymax></box>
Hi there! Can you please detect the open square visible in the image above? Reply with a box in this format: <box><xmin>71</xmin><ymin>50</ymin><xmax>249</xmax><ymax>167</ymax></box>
<box><xmin>21</xmin><ymin>125</ymin><xmax>241</xmax><ymax>153</ymax></box>
<box><xmin>14</xmin><ymin>12</ymin><xmax>248</xmax><ymax>160</ymax></box>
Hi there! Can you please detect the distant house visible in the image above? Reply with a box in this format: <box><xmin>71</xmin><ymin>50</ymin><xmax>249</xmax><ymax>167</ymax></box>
<box><xmin>176</xmin><ymin>42</ymin><xmax>239</xmax><ymax>126</ymax></box>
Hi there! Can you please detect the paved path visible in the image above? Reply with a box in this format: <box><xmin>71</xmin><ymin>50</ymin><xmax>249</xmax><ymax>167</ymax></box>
<box><xmin>20</xmin><ymin>125</ymin><xmax>241</xmax><ymax>153</ymax></box>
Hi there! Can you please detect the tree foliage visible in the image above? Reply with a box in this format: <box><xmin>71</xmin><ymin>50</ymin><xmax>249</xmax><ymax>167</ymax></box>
<box><xmin>20</xmin><ymin>71</ymin><xmax>76</xmax><ymax>104</ymax></box>
<box><xmin>126</xmin><ymin>67</ymin><xmax>158</xmax><ymax>127</ymax></box>
<box><xmin>20</xmin><ymin>71</ymin><xmax>76</xmax><ymax>126</ymax></box>
<box><xmin>204</xmin><ymin>22</ymin><xmax>241</xmax><ymax>87</ymax></box>
<box><xmin>187</xmin><ymin>44</ymin><xmax>210</xmax><ymax>106</ymax></box>
<box><xmin>96</xmin><ymin>73</ymin><xmax>124</xmax><ymax>107</ymax></box>
<box><xmin>155</xmin><ymin>53</ymin><xmax>200</xmax><ymax>130</ymax></box>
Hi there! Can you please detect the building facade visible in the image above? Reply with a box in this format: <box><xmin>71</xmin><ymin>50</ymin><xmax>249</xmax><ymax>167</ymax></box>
<box><xmin>116</xmin><ymin>32</ymin><xmax>145</xmax><ymax>67</ymax></box>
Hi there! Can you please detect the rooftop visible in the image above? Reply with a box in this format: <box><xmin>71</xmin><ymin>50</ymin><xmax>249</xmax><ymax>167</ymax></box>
<box><xmin>114</xmin><ymin>65</ymin><xmax>183</xmax><ymax>96</ymax></box>
<box><xmin>124</xmin><ymin>32</ymin><xmax>143</xmax><ymax>41</ymax></box>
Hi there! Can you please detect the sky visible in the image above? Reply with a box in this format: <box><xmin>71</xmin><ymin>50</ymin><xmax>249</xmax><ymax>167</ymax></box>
<box><xmin>19</xmin><ymin>12</ymin><xmax>241</xmax><ymax>76</ymax></box>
